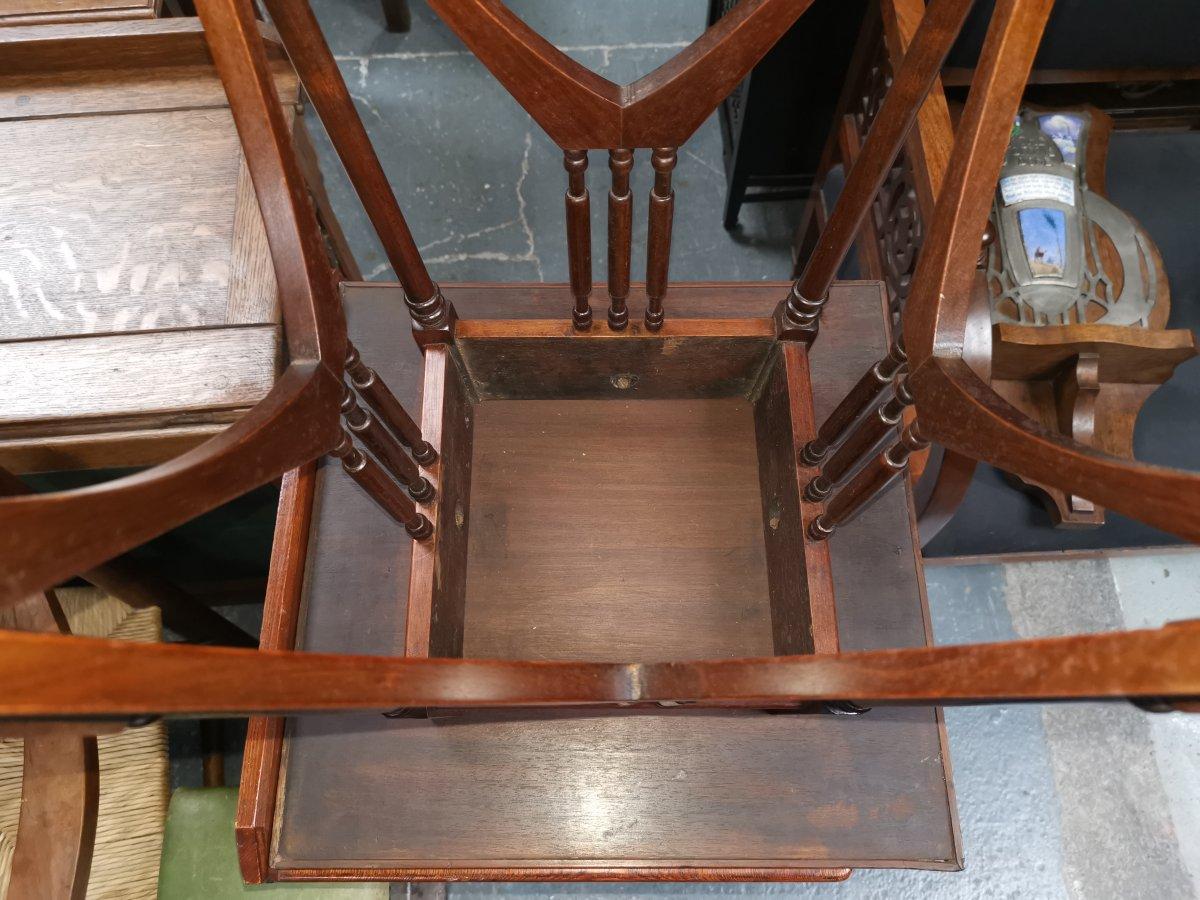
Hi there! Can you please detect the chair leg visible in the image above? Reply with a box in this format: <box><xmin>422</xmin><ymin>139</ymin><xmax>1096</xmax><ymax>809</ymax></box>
<box><xmin>6</xmin><ymin>591</ymin><xmax>99</xmax><ymax>900</ymax></box>
<box><xmin>381</xmin><ymin>0</ymin><xmax>411</xmax><ymax>33</ymax></box>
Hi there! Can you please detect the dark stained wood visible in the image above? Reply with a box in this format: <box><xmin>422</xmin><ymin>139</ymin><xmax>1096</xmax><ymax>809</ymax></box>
<box><xmin>779</xmin><ymin>0</ymin><xmax>973</xmax><ymax>338</ymax></box>
<box><xmin>259</xmin><ymin>0</ymin><xmax>454</xmax><ymax>340</ymax></box>
<box><xmin>643</xmin><ymin>147</ymin><xmax>677</xmax><ymax>331</ymax></box>
<box><xmin>913</xmin><ymin>355</ymin><xmax>1200</xmax><ymax>543</ymax></box>
<box><xmin>991</xmin><ymin>323</ymin><xmax>1198</xmax><ymax>384</ymax></box>
<box><xmin>894</xmin><ymin>0</ymin><xmax>1200</xmax><ymax>536</ymax></box>
<box><xmin>0</xmin><ymin>424</ymin><xmax>228</xmax><ymax>477</ymax></box>
<box><xmin>606</xmin><ymin>149</ymin><xmax>634</xmax><ymax>330</ymax></box>
<box><xmin>236</xmin><ymin>463</ymin><xmax>316</xmax><ymax>884</ymax></box>
<box><xmin>424</xmin><ymin>0</ymin><xmax>815</xmax><ymax>149</ymax></box>
<box><xmin>0</xmin><ymin>466</ymin><xmax>255</xmax><ymax>647</ymax></box>
<box><xmin>753</xmin><ymin>346</ymin><xmax>839</xmax><ymax>656</ymax></box>
<box><xmin>912</xmin><ymin>443</ymin><xmax>977</xmax><ymax>544</ymax></box>
<box><xmin>406</xmin><ymin>347</ymin><xmax>475</xmax><ymax>659</ymax></box>
<box><xmin>463</xmin><ymin>397</ymin><xmax>773</xmax><ymax>662</ymax></box>
<box><xmin>277</xmin><ymin>865</ymin><xmax>851</xmax><ymax>883</ymax></box>
<box><xmin>807</xmin><ymin>374</ymin><xmax>913</xmax><ymax>498</ymax></box>
<box><xmin>23</xmin><ymin>0</ymin><xmax>1200</xmax><ymax>885</ymax></box>
<box><xmin>6</xmin><ymin>590</ymin><xmax>98</xmax><ymax>900</ymax></box>
<box><xmin>904</xmin><ymin>0</ymin><xmax>1051</xmax><ymax>364</ymax></box>
<box><xmin>10</xmin><ymin>729</ymin><xmax>98</xmax><ymax>900</ymax></box>
<box><xmin>563</xmin><ymin>149</ymin><xmax>593</xmax><ymax>329</ymax></box>
<box><xmin>329</xmin><ymin>431</ymin><xmax>432</xmax><ymax>539</ymax></box>
<box><xmin>342</xmin><ymin>387</ymin><xmax>433</xmax><ymax>501</ymax></box>
<box><xmin>406</xmin><ymin>280</ymin><xmax>865</xmax><ymax>319</ymax></box>
<box><xmin>456</xmin><ymin>322</ymin><xmax>775</xmax><ymax>401</ymax></box>
<box><xmin>883</xmin><ymin>0</ymin><xmax>954</xmax><ymax>219</ymax></box>
<box><xmin>5</xmin><ymin>621</ymin><xmax>1200</xmax><ymax>713</ymax></box>
<box><xmin>0</xmin><ymin>18</ymin><xmax>287</xmax><ymax>76</ymax></box>
<box><xmin>345</xmin><ymin>342</ymin><xmax>436</xmax><ymax>464</ymax></box>
<box><xmin>812</xmin><ymin>424</ymin><xmax>928</xmax><ymax>540</ymax></box>
<box><xmin>293</xmin><ymin>112</ymin><xmax>363</xmax><ymax>282</ymax></box>
<box><xmin>254</xmin><ymin>281</ymin><xmax>960</xmax><ymax>879</ymax></box>
<box><xmin>803</xmin><ymin>338</ymin><xmax>906</xmax><ymax>463</ymax></box>
<box><xmin>989</xmin><ymin>321</ymin><xmax>1198</xmax><ymax>527</ymax></box>
<box><xmin>79</xmin><ymin>556</ymin><xmax>256</xmax><ymax>648</ymax></box>
<box><xmin>1048</xmin><ymin>353</ymin><xmax>1103</xmax><ymax>523</ymax></box>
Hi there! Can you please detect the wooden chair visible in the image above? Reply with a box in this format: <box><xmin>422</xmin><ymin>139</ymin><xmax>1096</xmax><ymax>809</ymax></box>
<box><xmin>1</xmin><ymin>0</ymin><xmax>1199</xmax><ymax>887</ymax></box>
<box><xmin>803</xmin><ymin>0</ymin><xmax>1200</xmax><ymax>538</ymax></box>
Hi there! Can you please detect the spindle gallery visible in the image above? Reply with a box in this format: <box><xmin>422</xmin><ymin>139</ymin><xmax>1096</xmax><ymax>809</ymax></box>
<box><xmin>0</xmin><ymin>0</ymin><xmax>1198</xmax><ymax>891</ymax></box>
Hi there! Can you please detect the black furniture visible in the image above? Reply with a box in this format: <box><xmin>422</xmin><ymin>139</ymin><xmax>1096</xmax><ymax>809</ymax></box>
<box><xmin>709</xmin><ymin>0</ymin><xmax>867</xmax><ymax>229</ymax></box>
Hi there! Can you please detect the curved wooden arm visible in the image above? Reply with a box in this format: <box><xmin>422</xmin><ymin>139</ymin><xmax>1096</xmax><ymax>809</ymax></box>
<box><xmin>426</xmin><ymin>0</ymin><xmax>621</xmax><ymax>147</ymax></box>
<box><xmin>894</xmin><ymin>0</ymin><xmax>1200</xmax><ymax>535</ymax></box>
<box><xmin>903</xmin><ymin>0</ymin><xmax>1053</xmax><ymax>368</ymax></box>
<box><xmin>912</xmin><ymin>357</ymin><xmax>1200</xmax><ymax>542</ymax></box>
<box><xmin>0</xmin><ymin>0</ymin><xmax>345</xmax><ymax>606</ymax></box>
<box><xmin>0</xmin><ymin>620</ymin><xmax>1197</xmax><ymax>716</ymax></box>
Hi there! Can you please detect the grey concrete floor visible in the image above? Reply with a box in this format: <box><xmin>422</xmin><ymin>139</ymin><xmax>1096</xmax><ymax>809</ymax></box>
<box><xmin>295</xmin><ymin>2</ymin><xmax>1200</xmax><ymax>897</ymax></box>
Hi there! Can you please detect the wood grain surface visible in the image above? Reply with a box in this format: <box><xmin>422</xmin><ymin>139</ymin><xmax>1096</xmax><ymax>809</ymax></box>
<box><xmin>753</xmin><ymin>345</ymin><xmax>838</xmax><ymax>656</ymax></box>
<box><xmin>463</xmin><ymin>397</ymin><xmax>774</xmax><ymax>662</ymax></box>
<box><xmin>0</xmin><ymin>104</ymin><xmax>289</xmax><ymax>339</ymax></box>
<box><xmin>0</xmin><ymin>325</ymin><xmax>279</xmax><ymax>431</ymax></box>
<box><xmin>0</xmin><ymin>0</ymin><xmax>157</xmax><ymax>27</ymax></box>
<box><xmin>456</xmin><ymin>329</ymin><xmax>774</xmax><ymax>400</ymax></box>
<box><xmin>263</xmin><ymin>281</ymin><xmax>958</xmax><ymax>877</ymax></box>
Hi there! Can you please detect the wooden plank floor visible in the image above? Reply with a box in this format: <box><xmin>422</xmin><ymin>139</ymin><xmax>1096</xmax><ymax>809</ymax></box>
<box><xmin>272</xmin><ymin>282</ymin><xmax>960</xmax><ymax>875</ymax></box>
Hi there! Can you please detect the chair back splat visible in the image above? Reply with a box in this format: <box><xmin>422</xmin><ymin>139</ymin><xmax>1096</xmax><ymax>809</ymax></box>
<box><xmin>1</xmin><ymin>0</ymin><xmax>1199</xmax><ymax>729</ymax></box>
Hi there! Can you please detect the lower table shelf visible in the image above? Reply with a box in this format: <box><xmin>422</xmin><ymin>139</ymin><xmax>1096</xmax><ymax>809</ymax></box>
<box><xmin>237</xmin><ymin>281</ymin><xmax>960</xmax><ymax>882</ymax></box>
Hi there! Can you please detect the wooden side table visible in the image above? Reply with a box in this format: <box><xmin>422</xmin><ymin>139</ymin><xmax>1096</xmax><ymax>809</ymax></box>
<box><xmin>235</xmin><ymin>281</ymin><xmax>960</xmax><ymax>884</ymax></box>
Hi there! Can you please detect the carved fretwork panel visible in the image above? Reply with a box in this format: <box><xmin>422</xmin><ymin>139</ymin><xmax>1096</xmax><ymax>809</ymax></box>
<box><xmin>842</xmin><ymin>28</ymin><xmax>927</xmax><ymax>326</ymax></box>
<box><xmin>870</xmin><ymin>158</ymin><xmax>924</xmax><ymax>323</ymax></box>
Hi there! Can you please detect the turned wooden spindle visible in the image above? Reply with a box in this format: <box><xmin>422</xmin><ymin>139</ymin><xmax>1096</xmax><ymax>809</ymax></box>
<box><xmin>341</xmin><ymin>388</ymin><xmax>435</xmax><ymax>502</ymax></box>
<box><xmin>644</xmin><ymin>147</ymin><xmax>677</xmax><ymax>331</ymax></box>
<box><xmin>563</xmin><ymin>150</ymin><xmax>593</xmax><ymax>329</ymax></box>
<box><xmin>777</xmin><ymin>0</ymin><xmax>975</xmax><ymax>342</ymax></box>
<box><xmin>802</xmin><ymin>338</ymin><xmax>907</xmax><ymax>465</ymax></box>
<box><xmin>805</xmin><ymin>373</ymin><xmax>915</xmax><ymax>501</ymax></box>
<box><xmin>257</xmin><ymin>0</ymin><xmax>454</xmax><ymax>340</ymax></box>
<box><xmin>607</xmin><ymin>148</ymin><xmax>634</xmax><ymax>330</ymax></box>
<box><xmin>809</xmin><ymin>422</ymin><xmax>930</xmax><ymax>541</ymax></box>
<box><xmin>343</xmin><ymin>343</ymin><xmax>436</xmax><ymax>464</ymax></box>
<box><xmin>329</xmin><ymin>432</ymin><xmax>433</xmax><ymax>539</ymax></box>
